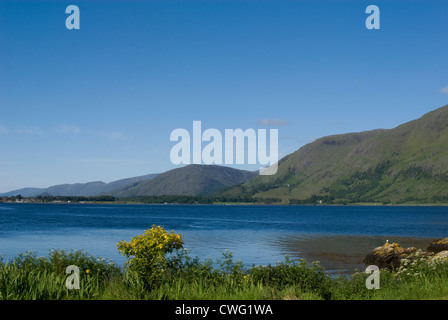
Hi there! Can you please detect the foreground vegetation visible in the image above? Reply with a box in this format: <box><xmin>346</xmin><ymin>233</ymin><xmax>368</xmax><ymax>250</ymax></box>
<box><xmin>1</xmin><ymin>226</ymin><xmax>448</xmax><ymax>300</ymax></box>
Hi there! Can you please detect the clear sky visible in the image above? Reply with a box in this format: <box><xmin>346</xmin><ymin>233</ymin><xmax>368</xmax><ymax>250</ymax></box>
<box><xmin>0</xmin><ymin>0</ymin><xmax>447</xmax><ymax>192</ymax></box>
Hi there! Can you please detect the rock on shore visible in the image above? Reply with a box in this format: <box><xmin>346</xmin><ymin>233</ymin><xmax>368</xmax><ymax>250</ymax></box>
<box><xmin>363</xmin><ymin>242</ymin><xmax>418</xmax><ymax>269</ymax></box>
<box><xmin>363</xmin><ymin>237</ymin><xmax>448</xmax><ymax>270</ymax></box>
<box><xmin>427</xmin><ymin>238</ymin><xmax>448</xmax><ymax>253</ymax></box>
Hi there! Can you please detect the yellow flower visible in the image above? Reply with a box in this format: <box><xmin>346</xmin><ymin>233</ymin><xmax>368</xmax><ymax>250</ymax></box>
<box><xmin>244</xmin><ymin>275</ymin><xmax>248</xmax><ymax>280</ymax></box>
<box><xmin>86</xmin><ymin>269</ymin><xmax>91</xmax><ymax>274</ymax></box>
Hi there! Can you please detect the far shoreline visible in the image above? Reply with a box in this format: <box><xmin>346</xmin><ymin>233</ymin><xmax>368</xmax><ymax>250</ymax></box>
<box><xmin>1</xmin><ymin>200</ymin><xmax>448</xmax><ymax>207</ymax></box>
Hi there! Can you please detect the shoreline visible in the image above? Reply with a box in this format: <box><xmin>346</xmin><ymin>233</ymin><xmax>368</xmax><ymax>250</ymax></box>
<box><xmin>2</xmin><ymin>200</ymin><xmax>448</xmax><ymax>207</ymax></box>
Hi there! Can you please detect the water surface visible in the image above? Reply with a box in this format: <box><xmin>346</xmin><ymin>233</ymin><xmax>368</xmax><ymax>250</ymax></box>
<box><xmin>1</xmin><ymin>203</ymin><xmax>447</xmax><ymax>273</ymax></box>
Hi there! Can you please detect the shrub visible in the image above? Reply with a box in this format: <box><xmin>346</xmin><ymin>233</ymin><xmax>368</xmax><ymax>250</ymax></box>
<box><xmin>116</xmin><ymin>225</ymin><xmax>184</xmax><ymax>287</ymax></box>
<box><xmin>248</xmin><ymin>255</ymin><xmax>332</xmax><ymax>299</ymax></box>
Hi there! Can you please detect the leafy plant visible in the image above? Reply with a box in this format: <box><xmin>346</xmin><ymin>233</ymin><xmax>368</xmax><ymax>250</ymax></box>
<box><xmin>116</xmin><ymin>225</ymin><xmax>184</xmax><ymax>287</ymax></box>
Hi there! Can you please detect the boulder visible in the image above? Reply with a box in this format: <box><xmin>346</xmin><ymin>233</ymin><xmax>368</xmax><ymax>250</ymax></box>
<box><xmin>427</xmin><ymin>238</ymin><xmax>448</xmax><ymax>253</ymax></box>
<box><xmin>363</xmin><ymin>241</ymin><xmax>417</xmax><ymax>270</ymax></box>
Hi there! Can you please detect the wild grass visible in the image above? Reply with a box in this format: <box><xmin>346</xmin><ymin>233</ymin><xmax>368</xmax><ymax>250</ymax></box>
<box><xmin>1</xmin><ymin>249</ymin><xmax>448</xmax><ymax>300</ymax></box>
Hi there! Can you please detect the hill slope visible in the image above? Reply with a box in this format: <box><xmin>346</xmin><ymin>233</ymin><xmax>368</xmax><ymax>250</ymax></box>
<box><xmin>220</xmin><ymin>105</ymin><xmax>448</xmax><ymax>204</ymax></box>
<box><xmin>112</xmin><ymin>164</ymin><xmax>257</xmax><ymax>197</ymax></box>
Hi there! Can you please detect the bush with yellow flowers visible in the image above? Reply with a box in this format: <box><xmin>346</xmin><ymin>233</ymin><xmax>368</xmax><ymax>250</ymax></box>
<box><xmin>116</xmin><ymin>225</ymin><xmax>184</xmax><ymax>287</ymax></box>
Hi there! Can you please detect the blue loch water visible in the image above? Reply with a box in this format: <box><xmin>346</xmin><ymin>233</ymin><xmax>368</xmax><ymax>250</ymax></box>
<box><xmin>0</xmin><ymin>203</ymin><xmax>447</xmax><ymax>272</ymax></box>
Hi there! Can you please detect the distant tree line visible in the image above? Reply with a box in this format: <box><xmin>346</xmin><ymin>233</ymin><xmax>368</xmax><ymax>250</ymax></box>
<box><xmin>121</xmin><ymin>195</ymin><xmax>213</xmax><ymax>204</ymax></box>
<box><xmin>289</xmin><ymin>195</ymin><xmax>335</xmax><ymax>205</ymax></box>
<box><xmin>1</xmin><ymin>195</ymin><xmax>116</xmax><ymax>203</ymax></box>
<box><xmin>2</xmin><ymin>192</ymin><xmax>446</xmax><ymax>206</ymax></box>
<box><xmin>121</xmin><ymin>195</ymin><xmax>284</xmax><ymax>205</ymax></box>
<box><xmin>41</xmin><ymin>195</ymin><xmax>116</xmax><ymax>202</ymax></box>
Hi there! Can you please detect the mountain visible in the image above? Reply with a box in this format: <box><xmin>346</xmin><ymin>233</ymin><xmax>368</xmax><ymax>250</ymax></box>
<box><xmin>0</xmin><ymin>174</ymin><xmax>158</xmax><ymax>197</ymax></box>
<box><xmin>219</xmin><ymin>104</ymin><xmax>448</xmax><ymax>204</ymax></box>
<box><xmin>4</xmin><ymin>104</ymin><xmax>448</xmax><ymax>204</ymax></box>
<box><xmin>99</xmin><ymin>174</ymin><xmax>159</xmax><ymax>194</ymax></box>
<box><xmin>1</xmin><ymin>165</ymin><xmax>256</xmax><ymax>198</ymax></box>
<box><xmin>0</xmin><ymin>187</ymin><xmax>44</xmax><ymax>198</ymax></box>
<box><xmin>111</xmin><ymin>164</ymin><xmax>257</xmax><ymax>197</ymax></box>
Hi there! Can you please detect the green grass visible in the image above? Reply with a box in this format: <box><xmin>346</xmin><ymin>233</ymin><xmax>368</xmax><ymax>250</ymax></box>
<box><xmin>1</xmin><ymin>249</ymin><xmax>448</xmax><ymax>300</ymax></box>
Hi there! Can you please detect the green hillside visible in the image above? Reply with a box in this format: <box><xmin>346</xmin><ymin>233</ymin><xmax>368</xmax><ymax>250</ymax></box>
<box><xmin>219</xmin><ymin>105</ymin><xmax>448</xmax><ymax>204</ymax></box>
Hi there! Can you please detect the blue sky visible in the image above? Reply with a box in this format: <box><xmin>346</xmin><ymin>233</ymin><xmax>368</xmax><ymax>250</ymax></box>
<box><xmin>0</xmin><ymin>0</ymin><xmax>447</xmax><ymax>192</ymax></box>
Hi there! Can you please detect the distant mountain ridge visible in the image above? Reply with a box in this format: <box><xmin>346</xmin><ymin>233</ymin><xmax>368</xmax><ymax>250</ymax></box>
<box><xmin>0</xmin><ymin>174</ymin><xmax>158</xmax><ymax>197</ymax></box>
<box><xmin>0</xmin><ymin>165</ymin><xmax>257</xmax><ymax>198</ymax></box>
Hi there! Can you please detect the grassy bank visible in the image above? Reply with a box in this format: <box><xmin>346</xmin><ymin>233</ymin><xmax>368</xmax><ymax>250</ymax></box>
<box><xmin>1</xmin><ymin>248</ymin><xmax>448</xmax><ymax>300</ymax></box>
